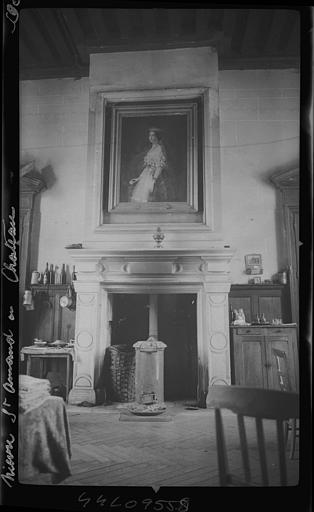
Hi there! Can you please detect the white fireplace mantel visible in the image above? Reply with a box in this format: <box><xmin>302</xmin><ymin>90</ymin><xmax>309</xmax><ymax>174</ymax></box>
<box><xmin>67</xmin><ymin>245</ymin><xmax>235</xmax><ymax>405</ymax></box>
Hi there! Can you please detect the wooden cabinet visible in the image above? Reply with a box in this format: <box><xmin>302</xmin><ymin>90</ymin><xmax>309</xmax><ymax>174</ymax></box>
<box><xmin>229</xmin><ymin>284</ymin><xmax>291</xmax><ymax>324</ymax></box>
<box><xmin>22</xmin><ymin>285</ymin><xmax>76</xmax><ymax>347</ymax></box>
<box><xmin>230</xmin><ymin>326</ymin><xmax>298</xmax><ymax>392</ymax></box>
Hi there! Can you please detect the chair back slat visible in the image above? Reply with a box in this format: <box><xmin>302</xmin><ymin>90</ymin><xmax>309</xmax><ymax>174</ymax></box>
<box><xmin>207</xmin><ymin>386</ymin><xmax>299</xmax><ymax>419</ymax></box>
<box><xmin>215</xmin><ymin>409</ymin><xmax>230</xmax><ymax>486</ymax></box>
<box><xmin>255</xmin><ymin>418</ymin><xmax>269</xmax><ymax>486</ymax></box>
<box><xmin>276</xmin><ymin>419</ymin><xmax>288</xmax><ymax>485</ymax></box>
<box><xmin>237</xmin><ymin>414</ymin><xmax>251</xmax><ymax>483</ymax></box>
<box><xmin>207</xmin><ymin>386</ymin><xmax>299</xmax><ymax>486</ymax></box>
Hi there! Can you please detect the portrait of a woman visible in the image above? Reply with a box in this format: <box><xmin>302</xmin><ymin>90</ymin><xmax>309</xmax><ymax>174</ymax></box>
<box><xmin>117</xmin><ymin>112</ymin><xmax>188</xmax><ymax>205</ymax></box>
<box><xmin>128</xmin><ymin>128</ymin><xmax>169</xmax><ymax>203</ymax></box>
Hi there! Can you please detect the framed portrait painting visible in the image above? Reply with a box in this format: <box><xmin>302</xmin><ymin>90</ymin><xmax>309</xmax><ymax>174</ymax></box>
<box><xmin>102</xmin><ymin>97</ymin><xmax>203</xmax><ymax>218</ymax></box>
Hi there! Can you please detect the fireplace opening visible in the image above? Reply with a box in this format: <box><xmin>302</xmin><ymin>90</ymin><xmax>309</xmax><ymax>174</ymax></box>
<box><xmin>110</xmin><ymin>293</ymin><xmax>198</xmax><ymax>402</ymax></box>
<box><xmin>111</xmin><ymin>294</ymin><xmax>149</xmax><ymax>347</ymax></box>
<box><xmin>159</xmin><ymin>294</ymin><xmax>198</xmax><ymax>402</ymax></box>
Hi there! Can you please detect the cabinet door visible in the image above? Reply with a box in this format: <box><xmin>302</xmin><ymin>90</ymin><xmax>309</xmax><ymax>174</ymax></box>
<box><xmin>229</xmin><ymin>297</ymin><xmax>253</xmax><ymax>323</ymax></box>
<box><xmin>258</xmin><ymin>296</ymin><xmax>282</xmax><ymax>323</ymax></box>
<box><xmin>233</xmin><ymin>335</ymin><xmax>267</xmax><ymax>388</ymax></box>
<box><xmin>265</xmin><ymin>333</ymin><xmax>298</xmax><ymax>392</ymax></box>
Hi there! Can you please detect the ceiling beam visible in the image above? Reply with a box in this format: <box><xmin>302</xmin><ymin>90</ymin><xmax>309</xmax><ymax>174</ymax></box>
<box><xmin>87</xmin><ymin>9</ymin><xmax>108</xmax><ymax>45</ymax></box>
<box><xmin>19</xmin><ymin>9</ymin><xmax>55</xmax><ymax>64</ymax></box>
<box><xmin>54</xmin><ymin>9</ymin><xmax>87</xmax><ymax>75</ymax></box>
<box><xmin>264</xmin><ymin>9</ymin><xmax>289</xmax><ymax>56</ymax></box>
<box><xmin>114</xmin><ymin>9</ymin><xmax>137</xmax><ymax>41</ymax></box>
<box><xmin>240</xmin><ymin>10</ymin><xmax>263</xmax><ymax>56</ymax></box>
<box><xmin>140</xmin><ymin>9</ymin><xmax>158</xmax><ymax>41</ymax></box>
<box><xmin>230</xmin><ymin>9</ymin><xmax>250</xmax><ymax>55</ymax></box>
<box><xmin>19</xmin><ymin>31</ymin><xmax>38</xmax><ymax>67</ymax></box>
<box><xmin>31</xmin><ymin>9</ymin><xmax>74</xmax><ymax>64</ymax></box>
<box><xmin>253</xmin><ymin>9</ymin><xmax>276</xmax><ymax>54</ymax></box>
<box><xmin>277</xmin><ymin>10</ymin><xmax>299</xmax><ymax>53</ymax></box>
<box><xmin>285</xmin><ymin>13</ymin><xmax>300</xmax><ymax>55</ymax></box>
<box><xmin>221</xmin><ymin>9</ymin><xmax>237</xmax><ymax>55</ymax></box>
<box><xmin>195</xmin><ymin>9</ymin><xmax>210</xmax><ymax>38</ymax></box>
<box><xmin>167</xmin><ymin>8</ymin><xmax>185</xmax><ymax>38</ymax></box>
<box><xmin>59</xmin><ymin>8</ymin><xmax>89</xmax><ymax>63</ymax></box>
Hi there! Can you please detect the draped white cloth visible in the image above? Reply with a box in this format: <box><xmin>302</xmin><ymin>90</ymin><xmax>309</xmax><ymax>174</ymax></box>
<box><xmin>130</xmin><ymin>144</ymin><xmax>166</xmax><ymax>202</ymax></box>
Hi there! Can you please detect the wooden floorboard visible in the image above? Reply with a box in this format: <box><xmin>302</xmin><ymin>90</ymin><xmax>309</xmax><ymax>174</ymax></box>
<box><xmin>56</xmin><ymin>403</ymin><xmax>300</xmax><ymax>487</ymax></box>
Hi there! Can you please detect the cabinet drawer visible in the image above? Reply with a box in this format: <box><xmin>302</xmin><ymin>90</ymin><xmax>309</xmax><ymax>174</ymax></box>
<box><xmin>236</xmin><ymin>327</ymin><xmax>263</xmax><ymax>335</ymax></box>
<box><xmin>266</xmin><ymin>328</ymin><xmax>289</xmax><ymax>335</ymax></box>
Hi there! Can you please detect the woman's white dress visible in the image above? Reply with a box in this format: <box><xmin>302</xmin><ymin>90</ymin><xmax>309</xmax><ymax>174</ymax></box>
<box><xmin>131</xmin><ymin>144</ymin><xmax>166</xmax><ymax>203</ymax></box>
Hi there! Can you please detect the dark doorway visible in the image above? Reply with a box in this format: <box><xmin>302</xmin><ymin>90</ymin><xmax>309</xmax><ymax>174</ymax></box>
<box><xmin>158</xmin><ymin>294</ymin><xmax>198</xmax><ymax>401</ymax></box>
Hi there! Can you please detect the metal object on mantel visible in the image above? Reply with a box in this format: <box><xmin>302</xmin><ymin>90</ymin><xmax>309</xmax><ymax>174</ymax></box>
<box><xmin>65</xmin><ymin>243</ymin><xmax>83</xmax><ymax>249</ymax></box>
<box><xmin>130</xmin><ymin>336</ymin><xmax>167</xmax><ymax>416</ymax></box>
<box><xmin>153</xmin><ymin>227</ymin><xmax>165</xmax><ymax>248</ymax></box>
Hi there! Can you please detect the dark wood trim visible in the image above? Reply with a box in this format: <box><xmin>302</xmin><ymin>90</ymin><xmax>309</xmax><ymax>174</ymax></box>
<box><xmin>230</xmin><ymin>284</ymin><xmax>285</xmax><ymax>290</ymax></box>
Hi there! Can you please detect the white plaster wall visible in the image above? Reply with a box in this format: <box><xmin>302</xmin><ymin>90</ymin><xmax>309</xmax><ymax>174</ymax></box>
<box><xmin>219</xmin><ymin>69</ymin><xmax>299</xmax><ymax>282</ymax></box>
<box><xmin>20</xmin><ymin>68</ymin><xmax>299</xmax><ymax>282</ymax></box>
<box><xmin>20</xmin><ymin>78</ymin><xmax>89</xmax><ymax>275</ymax></box>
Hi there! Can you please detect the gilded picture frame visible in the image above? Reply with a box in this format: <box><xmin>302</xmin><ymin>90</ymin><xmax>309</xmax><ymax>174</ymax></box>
<box><xmin>103</xmin><ymin>98</ymin><xmax>202</xmax><ymax>216</ymax></box>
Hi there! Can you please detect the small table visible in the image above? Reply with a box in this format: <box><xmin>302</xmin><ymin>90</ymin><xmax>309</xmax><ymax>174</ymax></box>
<box><xmin>20</xmin><ymin>346</ymin><xmax>75</xmax><ymax>401</ymax></box>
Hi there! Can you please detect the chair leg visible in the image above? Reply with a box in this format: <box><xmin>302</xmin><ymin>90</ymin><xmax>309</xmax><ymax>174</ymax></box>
<box><xmin>289</xmin><ymin>419</ymin><xmax>297</xmax><ymax>459</ymax></box>
<box><xmin>284</xmin><ymin>420</ymin><xmax>289</xmax><ymax>446</ymax></box>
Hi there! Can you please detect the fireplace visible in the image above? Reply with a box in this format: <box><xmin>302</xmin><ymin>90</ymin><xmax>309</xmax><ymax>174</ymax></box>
<box><xmin>67</xmin><ymin>47</ymin><xmax>233</xmax><ymax>406</ymax></box>
<box><xmin>108</xmin><ymin>293</ymin><xmax>197</xmax><ymax>402</ymax></box>
<box><xmin>67</xmin><ymin>247</ymin><xmax>233</xmax><ymax>405</ymax></box>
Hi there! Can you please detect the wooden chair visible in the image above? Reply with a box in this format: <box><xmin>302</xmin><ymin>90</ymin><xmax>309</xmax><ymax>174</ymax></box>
<box><xmin>272</xmin><ymin>348</ymin><xmax>299</xmax><ymax>459</ymax></box>
<box><xmin>207</xmin><ymin>385</ymin><xmax>299</xmax><ymax>486</ymax></box>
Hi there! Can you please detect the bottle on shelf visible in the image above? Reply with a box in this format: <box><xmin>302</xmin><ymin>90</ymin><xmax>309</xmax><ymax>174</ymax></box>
<box><xmin>61</xmin><ymin>263</ymin><xmax>67</xmax><ymax>284</ymax></box>
<box><xmin>230</xmin><ymin>304</ymin><xmax>234</xmax><ymax>324</ymax></box>
<box><xmin>260</xmin><ymin>313</ymin><xmax>267</xmax><ymax>324</ymax></box>
<box><xmin>71</xmin><ymin>265</ymin><xmax>77</xmax><ymax>282</ymax></box>
<box><xmin>49</xmin><ymin>264</ymin><xmax>55</xmax><ymax>284</ymax></box>
<box><xmin>54</xmin><ymin>265</ymin><xmax>61</xmax><ymax>284</ymax></box>
<box><xmin>43</xmin><ymin>262</ymin><xmax>49</xmax><ymax>285</ymax></box>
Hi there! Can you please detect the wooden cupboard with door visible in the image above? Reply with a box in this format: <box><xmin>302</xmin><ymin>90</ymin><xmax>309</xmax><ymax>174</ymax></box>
<box><xmin>21</xmin><ymin>284</ymin><xmax>76</xmax><ymax>395</ymax></box>
<box><xmin>229</xmin><ymin>284</ymin><xmax>291</xmax><ymax>324</ymax></box>
<box><xmin>230</xmin><ymin>325</ymin><xmax>298</xmax><ymax>392</ymax></box>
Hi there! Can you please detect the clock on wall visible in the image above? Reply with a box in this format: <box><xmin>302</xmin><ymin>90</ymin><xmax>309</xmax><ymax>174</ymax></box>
<box><xmin>59</xmin><ymin>285</ymin><xmax>76</xmax><ymax>310</ymax></box>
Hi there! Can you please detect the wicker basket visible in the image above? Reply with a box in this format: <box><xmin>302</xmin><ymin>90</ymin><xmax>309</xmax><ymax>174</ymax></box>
<box><xmin>107</xmin><ymin>345</ymin><xmax>135</xmax><ymax>402</ymax></box>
